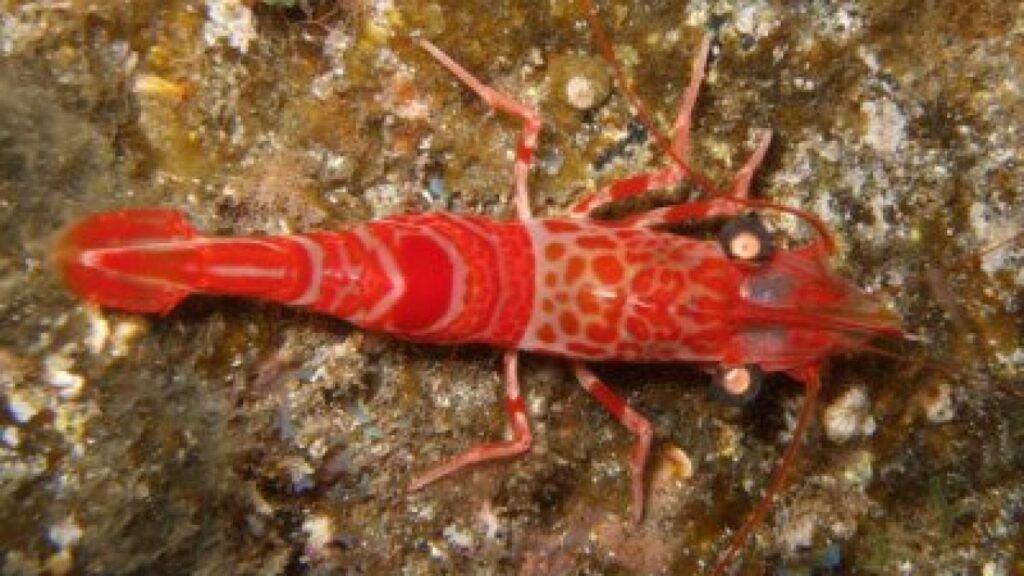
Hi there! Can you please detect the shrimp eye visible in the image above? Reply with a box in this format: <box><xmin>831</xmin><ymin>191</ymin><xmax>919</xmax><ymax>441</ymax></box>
<box><xmin>711</xmin><ymin>364</ymin><xmax>764</xmax><ymax>406</ymax></box>
<box><xmin>719</xmin><ymin>213</ymin><xmax>773</xmax><ymax>262</ymax></box>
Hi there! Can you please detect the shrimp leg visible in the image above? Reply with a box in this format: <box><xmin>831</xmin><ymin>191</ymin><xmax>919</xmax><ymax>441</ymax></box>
<box><xmin>573</xmin><ymin>363</ymin><xmax>653</xmax><ymax>524</ymax></box>
<box><xmin>408</xmin><ymin>351</ymin><xmax>532</xmax><ymax>490</ymax></box>
<box><xmin>616</xmin><ymin>133</ymin><xmax>772</xmax><ymax>229</ymax></box>
<box><xmin>571</xmin><ymin>32</ymin><xmax>773</xmax><ymax>227</ymax></box>
<box><xmin>418</xmin><ymin>39</ymin><xmax>541</xmax><ymax>220</ymax></box>
<box><xmin>618</xmin><ymin>197</ymin><xmax>745</xmax><ymax>229</ymax></box>
<box><xmin>570</xmin><ymin>35</ymin><xmax>712</xmax><ymax>217</ymax></box>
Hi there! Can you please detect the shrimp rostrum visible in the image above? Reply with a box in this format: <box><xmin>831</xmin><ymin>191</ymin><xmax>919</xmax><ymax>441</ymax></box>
<box><xmin>54</xmin><ymin>27</ymin><xmax>901</xmax><ymax>574</ymax></box>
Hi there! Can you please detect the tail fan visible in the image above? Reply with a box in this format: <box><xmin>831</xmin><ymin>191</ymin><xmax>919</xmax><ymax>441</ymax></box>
<box><xmin>53</xmin><ymin>209</ymin><xmax>200</xmax><ymax>314</ymax></box>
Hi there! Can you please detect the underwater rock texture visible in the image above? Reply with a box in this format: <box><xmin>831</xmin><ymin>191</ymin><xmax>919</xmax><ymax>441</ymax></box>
<box><xmin>0</xmin><ymin>0</ymin><xmax>1021</xmax><ymax>574</ymax></box>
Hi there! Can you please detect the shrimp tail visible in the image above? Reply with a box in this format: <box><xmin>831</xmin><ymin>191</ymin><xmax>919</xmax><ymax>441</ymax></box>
<box><xmin>53</xmin><ymin>209</ymin><xmax>199</xmax><ymax>314</ymax></box>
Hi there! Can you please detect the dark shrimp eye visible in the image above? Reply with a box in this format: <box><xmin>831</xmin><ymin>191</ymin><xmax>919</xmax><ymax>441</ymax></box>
<box><xmin>711</xmin><ymin>364</ymin><xmax>764</xmax><ymax>406</ymax></box>
<box><xmin>719</xmin><ymin>213</ymin><xmax>773</xmax><ymax>262</ymax></box>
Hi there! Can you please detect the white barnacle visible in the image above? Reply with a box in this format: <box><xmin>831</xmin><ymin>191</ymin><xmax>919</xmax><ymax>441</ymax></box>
<box><xmin>47</xmin><ymin>517</ymin><xmax>83</xmax><ymax>549</ymax></box>
<box><xmin>44</xmin><ymin>353</ymin><xmax>85</xmax><ymax>399</ymax></box>
<box><xmin>824</xmin><ymin>386</ymin><xmax>876</xmax><ymax>444</ymax></box>
<box><xmin>6</xmin><ymin>392</ymin><xmax>40</xmax><ymax>424</ymax></box>
<box><xmin>203</xmin><ymin>0</ymin><xmax>257</xmax><ymax>54</ymax></box>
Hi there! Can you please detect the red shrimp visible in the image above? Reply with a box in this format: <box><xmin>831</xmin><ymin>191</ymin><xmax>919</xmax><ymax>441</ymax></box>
<box><xmin>54</xmin><ymin>32</ymin><xmax>901</xmax><ymax>574</ymax></box>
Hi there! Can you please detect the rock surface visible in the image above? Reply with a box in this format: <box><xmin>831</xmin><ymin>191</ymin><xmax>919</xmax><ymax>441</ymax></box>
<box><xmin>0</xmin><ymin>1</ymin><xmax>1020</xmax><ymax>574</ymax></box>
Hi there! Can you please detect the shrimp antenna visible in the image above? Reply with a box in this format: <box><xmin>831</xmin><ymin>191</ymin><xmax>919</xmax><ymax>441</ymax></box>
<box><xmin>957</xmin><ymin>230</ymin><xmax>1024</xmax><ymax>267</ymax></box>
<box><xmin>735</xmin><ymin>197</ymin><xmax>836</xmax><ymax>254</ymax></box>
<box><xmin>850</xmin><ymin>232</ymin><xmax>1024</xmax><ymax>380</ymax></box>
<box><xmin>919</xmin><ymin>230</ymin><xmax>1023</xmax><ymax>363</ymax></box>
<box><xmin>921</xmin><ymin>229</ymin><xmax>1024</xmax><ymax>315</ymax></box>
<box><xmin>861</xmin><ymin>343</ymin><xmax>959</xmax><ymax>376</ymax></box>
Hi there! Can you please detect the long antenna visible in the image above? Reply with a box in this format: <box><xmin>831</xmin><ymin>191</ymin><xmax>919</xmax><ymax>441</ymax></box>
<box><xmin>710</xmin><ymin>368</ymin><xmax>822</xmax><ymax>575</ymax></box>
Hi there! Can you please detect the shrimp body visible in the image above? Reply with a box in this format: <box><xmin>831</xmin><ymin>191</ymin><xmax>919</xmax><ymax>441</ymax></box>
<box><xmin>57</xmin><ymin>209</ymin><xmax>891</xmax><ymax>373</ymax></box>
<box><xmin>54</xmin><ymin>33</ymin><xmax>902</xmax><ymax>573</ymax></box>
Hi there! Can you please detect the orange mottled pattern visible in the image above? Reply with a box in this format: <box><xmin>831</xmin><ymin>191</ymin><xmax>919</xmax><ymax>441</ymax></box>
<box><xmin>521</xmin><ymin>219</ymin><xmax>739</xmax><ymax>362</ymax></box>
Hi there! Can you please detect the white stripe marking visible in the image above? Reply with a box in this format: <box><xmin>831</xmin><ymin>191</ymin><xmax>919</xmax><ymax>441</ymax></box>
<box><xmin>287</xmin><ymin>235</ymin><xmax>325</xmax><ymax>306</ymax></box>
<box><xmin>519</xmin><ymin>220</ymin><xmax>556</xmax><ymax>352</ymax></box>
<box><xmin>322</xmin><ymin>235</ymin><xmax>361</xmax><ymax>314</ymax></box>
<box><xmin>355</xmin><ymin>227</ymin><xmax>405</xmax><ymax>325</ymax></box>
<box><xmin>80</xmin><ymin>237</ymin><xmax>287</xmax><ymax>258</ymax></box>
<box><xmin>207</xmin><ymin>265</ymin><xmax>287</xmax><ymax>279</ymax></box>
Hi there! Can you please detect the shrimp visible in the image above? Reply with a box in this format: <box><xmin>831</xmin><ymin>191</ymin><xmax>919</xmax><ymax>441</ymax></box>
<box><xmin>53</xmin><ymin>30</ymin><xmax>901</xmax><ymax>575</ymax></box>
